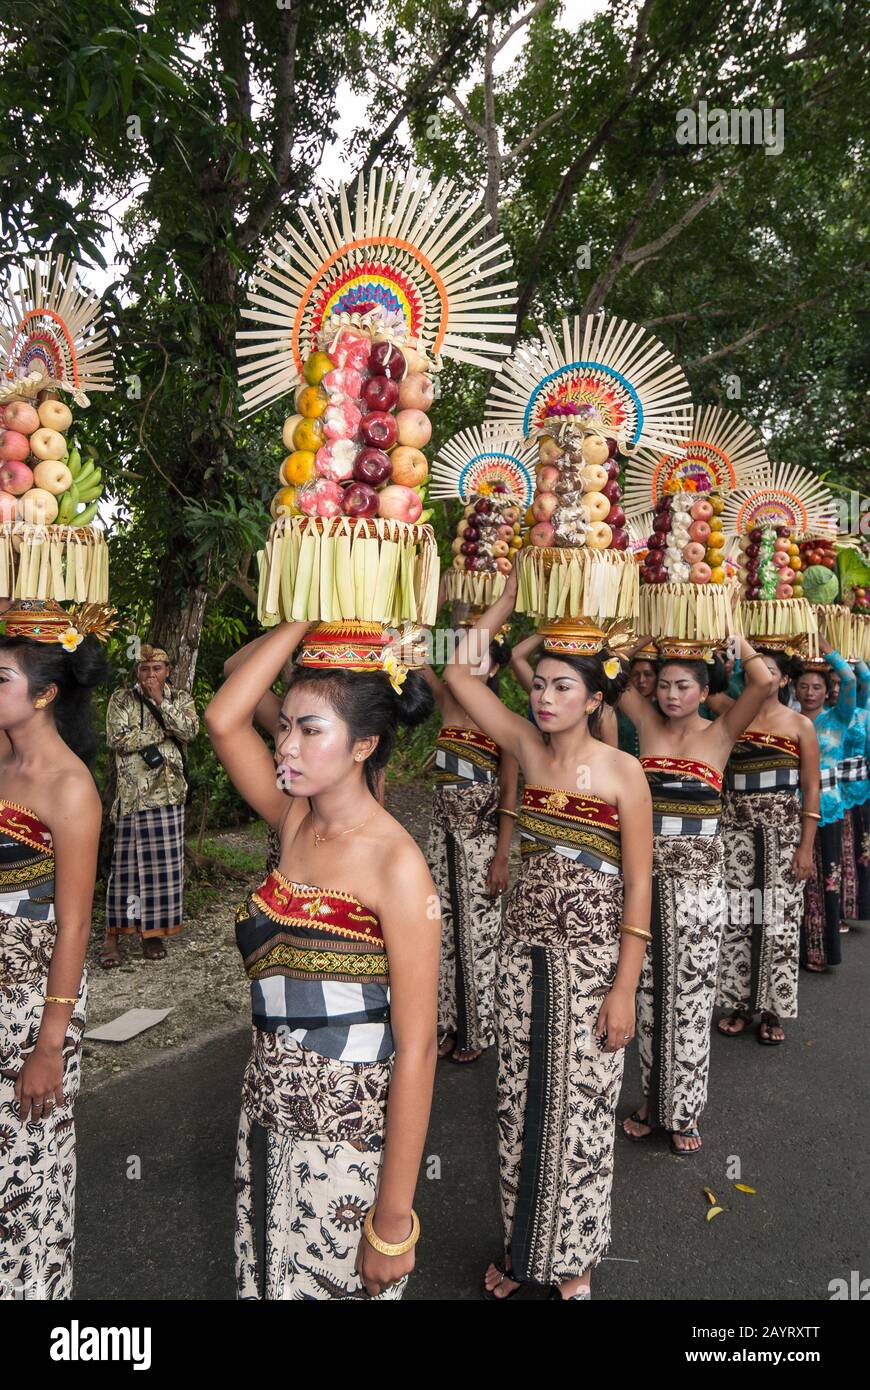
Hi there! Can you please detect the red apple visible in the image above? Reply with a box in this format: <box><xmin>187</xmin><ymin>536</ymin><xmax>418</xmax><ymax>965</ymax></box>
<box><xmin>529</xmin><ymin>521</ymin><xmax>555</xmax><ymax>546</ymax></box>
<box><xmin>395</xmin><ymin>408</ymin><xmax>432</xmax><ymax>449</ymax></box>
<box><xmin>0</xmin><ymin>490</ymin><xmax>18</xmax><ymax>521</ymax></box>
<box><xmin>610</xmin><ymin>528</ymin><xmax>629</xmax><ymax>551</ymax></box>
<box><xmin>361</xmin><ymin>411</ymin><xmax>399</xmax><ymax>450</ymax></box>
<box><xmin>532</xmin><ymin>493</ymin><xmax>559</xmax><ymax>522</ymax></box>
<box><xmin>389</xmin><ymin>445</ymin><xmax>428</xmax><ymax>488</ymax></box>
<box><xmin>606</xmin><ymin>504</ymin><xmax>626</xmax><ymax>529</ymax></box>
<box><xmin>0</xmin><ymin>430</ymin><xmax>32</xmax><ymax>463</ymax></box>
<box><xmin>362</xmin><ymin>376</ymin><xmax>400</xmax><ymax>412</ymax></box>
<box><xmin>398</xmin><ymin>373</ymin><xmax>435</xmax><ymax>411</ymax></box>
<box><xmin>343</xmin><ymin>482</ymin><xmax>380</xmax><ymax>517</ymax></box>
<box><xmin>377</xmin><ymin>484</ymin><xmax>423</xmax><ymax>523</ymax></box>
<box><xmin>353</xmin><ymin>447</ymin><xmax>393</xmax><ymax>485</ymax></box>
<box><xmin>495</xmin><ymin>557</ymin><xmax>513</xmax><ymax>574</ymax></box>
<box><xmin>0</xmin><ymin>459</ymin><xmax>33</xmax><ymax>495</ymax></box>
<box><xmin>2</xmin><ymin>400</ymin><xmax>40</xmax><ymax>434</ymax></box>
<box><xmin>536</xmin><ymin>465</ymin><xmax>560</xmax><ymax>492</ymax></box>
<box><xmin>369</xmin><ymin>341</ymin><xmax>406</xmax><ymax>379</ymax></box>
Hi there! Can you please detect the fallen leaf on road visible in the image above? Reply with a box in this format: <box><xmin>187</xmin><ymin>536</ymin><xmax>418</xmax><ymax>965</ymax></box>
<box><xmin>703</xmin><ymin>1187</ymin><xmax>718</xmax><ymax>1205</ymax></box>
<box><xmin>706</xmin><ymin>1206</ymin><xmax>724</xmax><ymax>1222</ymax></box>
<box><xmin>734</xmin><ymin>1183</ymin><xmax>756</xmax><ymax>1194</ymax></box>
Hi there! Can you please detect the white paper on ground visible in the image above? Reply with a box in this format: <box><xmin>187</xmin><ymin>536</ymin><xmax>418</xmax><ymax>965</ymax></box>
<box><xmin>84</xmin><ymin>1008</ymin><xmax>172</xmax><ymax>1043</ymax></box>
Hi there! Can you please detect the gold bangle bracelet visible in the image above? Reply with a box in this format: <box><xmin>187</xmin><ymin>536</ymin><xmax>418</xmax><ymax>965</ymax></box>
<box><xmin>801</xmin><ymin>811</ymin><xmax>822</xmax><ymax>820</ymax></box>
<box><xmin>742</xmin><ymin>653</ymin><xmax>764</xmax><ymax>666</ymax></box>
<box><xmin>44</xmin><ymin>995</ymin><xmax>77</xmax><ymax>1005</ymax></box>
<box><xmin>619</xmin><ymin>924</ymin><xmax>653</xmax><ymax>943</ymax></box>
<box><xmin>363</xmin><ymin>1205</ymin><xmax>420</xmax><ymax>1257</ymax></box>
<box><xmin>496</xmin><ymin>808</ymin><xmax>517</xmax><ymax>818</ymax></box>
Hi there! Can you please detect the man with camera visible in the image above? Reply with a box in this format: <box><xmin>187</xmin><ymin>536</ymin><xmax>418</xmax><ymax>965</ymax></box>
<box><xmin>101</xmin><ymin>644</ymin><xmax>199</xmax><ymax>965</ymax></box>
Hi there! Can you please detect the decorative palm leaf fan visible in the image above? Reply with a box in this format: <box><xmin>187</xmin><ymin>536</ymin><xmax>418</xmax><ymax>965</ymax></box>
<box><xmin>0</xmin><ymin>255</ymin><xmax>113</xmax><ymax>407</ymax></box>
<box><xmin>623</xmin><ymin>405</ymin><xmax>769</xmax><ymax>519</ymax></box>
<box><xmin>431</xmin><ymin>425</ymin><xmax>535</xmax><ymax>608</ymax></box>
<box><xmin>238</xmin><ymin>164</ymin><xmax>517</xmax><ymax>417</ymax></box>
<box><xmin>485</xmin><ymin>312</ymin><xmax>692</xmax><ymax>452</ymax></box>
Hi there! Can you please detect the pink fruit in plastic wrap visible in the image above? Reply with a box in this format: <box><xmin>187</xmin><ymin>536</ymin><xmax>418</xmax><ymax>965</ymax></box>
<box><xmin>343</xmin><ymin>481</ymin><xmax>380</xmax><ymax>517</ymax></box>
<box><xmin>330</xmin><ymin>329</ymin><xmax>372</xmax><ymax>372</ymax></box>
<box><xmin>309</xmin><ymin>478</ymin><xmax>345</xmax><ymax>517</ymax></box>
<box><xmin>0</xmin><ymin>430</ymin><xmax>31</xmax><ymax>463</ymax></box>
<box><xmin>322</xmin><ymin>400</ymin><xmax>362</xmax><ymax>441</ymax></box>
<box><xmin>315</xmin><ymin>439</ymin><xmax>358</xmax><ymax>482</ymax></box>
<box><xmin>296</xmin><ymin>482</ymin><xmax>320</xmax><ymax>516</ymax></box>
<box><xmin>322</xmin><ymin>367</ymin><xmax>364</xmax><ymax>402</ymax></box>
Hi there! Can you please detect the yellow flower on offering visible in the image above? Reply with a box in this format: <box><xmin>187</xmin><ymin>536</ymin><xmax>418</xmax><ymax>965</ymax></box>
<box><xmin>58</xmin><ymin>627</ymin><xmax>84</xmax><ymax>652</ymax></box>
<box><xmin>382</xmin><ymin>652</ymin><xmax>407</xmax><ymax>694</ymax></box>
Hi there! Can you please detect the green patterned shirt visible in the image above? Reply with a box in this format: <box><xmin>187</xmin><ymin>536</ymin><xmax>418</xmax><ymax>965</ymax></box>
<box><xmin>106</xmin><ymin>683</ymin><xmax>200</xmax><ymax>820</ymax></box>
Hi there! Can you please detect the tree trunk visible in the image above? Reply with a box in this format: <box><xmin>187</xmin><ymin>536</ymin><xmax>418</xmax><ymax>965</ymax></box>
<box><xmin>148</xmin><ymin>567</ymin><xmax>211</xmax><ymax>691</ymax></box>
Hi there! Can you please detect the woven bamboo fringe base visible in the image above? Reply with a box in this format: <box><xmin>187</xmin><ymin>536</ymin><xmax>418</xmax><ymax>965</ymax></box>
<box><xmin>257</xmin><ymin>516</ymin><xmax>439</xmax><ymax>627</ymax></box>
<box><xmin>517</xmin><ymin>546</ymin><xmax>638</xmax><ymax>623</ymax></box>
<box><xmin>851</xmin><ymin>612</ymin><xmax>870</xmax><ymax>662</ymax></box>
<box><xmin>0</xmin><ymin>524</ymin><xmax>109</xmax><ymax>603</ymax></box>
<box><xmin>639</xmin><ymin>581</ymin><xmax>736</xmax><ymax>643</ymax></box>
<box><xmin>815</xmin><ymin>604</ymin><xmax>853</xmax><ymax>660</ymax></box>
<box><xmin>444</xmin><ymin>569</ymin><xmax>507</xmax><ymax>608</ymax></box>
<box><xmin>735</xmin><ymin>598</ymin><xmax>819</xmax><ymax>657</ymax></box>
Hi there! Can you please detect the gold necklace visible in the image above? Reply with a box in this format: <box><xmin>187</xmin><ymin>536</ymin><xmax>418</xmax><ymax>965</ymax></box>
<box><xmin>309</xmin><ymin>809</ymin><xmax>373</xmax><ymax>847</ymax></box>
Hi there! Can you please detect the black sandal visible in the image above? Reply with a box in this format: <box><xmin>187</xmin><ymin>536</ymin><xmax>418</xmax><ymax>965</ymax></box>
<box><xmin>717</xmin><ymin>1010</ymin><xmax>752</xmax><ymax>1037</ymax></box>
<box><xmin>483</xmin><ymin>1259</ymin><xmax>524</xmax><ymax>1301</ymax></box>
<box><xmin>622</xmin><ymin>1108</ymin><xmax>655</xmax><ymax>1141</ymax></box>
<box><xmin>670</xmin><ymin>1127</ymin><xmax>702</xmax><ymax>1155</ymax></box>
<box><xmin>757</xmin><ymin>1011</ymin><xmax>785</xmax><ymax>1046</ymax></box>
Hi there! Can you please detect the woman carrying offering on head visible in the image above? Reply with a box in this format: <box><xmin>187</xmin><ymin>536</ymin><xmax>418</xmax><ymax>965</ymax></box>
<box><xmin>710</xmin><ymin>646</ymin><xmax>820</xmax><ymax>1045</ymax></box>
<box><xmin>0</xmin><ymin>600</ymin><xmax>106</xmax><ymax>1301</ymax></box>
<box><xmin>444</xmin><ymin>568</ymin><xmax>652</xmax><ymax>1301</ymax></box>
<box><xmin>794</xmin><ymin>638</ymin><xmax>857</xmax><ymax>970</ymax></box>
<box><xmin>619</xmin><ymin>631</ymin><xmax>777</xmax><ymax>1153</ymax></box>
<box><xmin>423</xmin><ymin>605</ymin><xmax>518</xmax><ymax>1066</ymax></box>
<box><xmin>206</xmin><ymin>619</ymin><xmax>440</xmax><ymax>1301</ymax></box>
<box><xmin>839</xmin><ymin>659</ymin><xmax>869</xmax><ymax>926</ymax></box>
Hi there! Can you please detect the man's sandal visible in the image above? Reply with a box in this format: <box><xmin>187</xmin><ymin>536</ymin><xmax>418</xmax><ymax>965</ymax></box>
<box><xmin>757</xmin><ymin>1011</ymin><xmax>785</xmax><ymax>1045</ymax></box>
<box><xmin>99</xmin><ymin>945</ymin><xmax>122</xmax><ymax>970</ymax></box>
<box><xmin>670</xmin><ymin>1127</ymin><xmax>702</xmax><ymax>1155</ymax></box>
<box><xmin>717</xmin><ymin>1010</ymin><xmax>752</xmax><ymax>1037</ymax></box>
<box><xmin>142</xmin><ymin>940</ymin><xmax>167</xmax><ymax>961</ymax></box>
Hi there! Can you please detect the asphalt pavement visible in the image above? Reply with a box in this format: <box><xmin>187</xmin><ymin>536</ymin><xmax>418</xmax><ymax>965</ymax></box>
<box><xmin>73</xmin><ymin>925</ymin><xmax>869</xmax><ymax>1301</ymax></box>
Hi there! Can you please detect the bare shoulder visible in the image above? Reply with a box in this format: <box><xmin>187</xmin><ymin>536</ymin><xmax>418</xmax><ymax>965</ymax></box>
<box><xmin>368</xmin><ymin>812</ymin><xmax>433</xmax><ymax>909</ymax></box>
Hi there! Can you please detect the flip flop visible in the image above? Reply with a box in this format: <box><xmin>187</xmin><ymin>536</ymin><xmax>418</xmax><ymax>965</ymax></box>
<box><xmin>757</xmin><ymin>1012</ymin><xmax>784</xmax><ymax>1046</ymax></box>
<box><xmin>622</xmin><ymin>1108</ymin><xmax>655</xmax><ymax>1141</ymax></box>
<box><xmin>99</xmin><ymin>947</ymin><xmax>122</xmax><ymax>970</ymax></box>
<box><xmin>142</xmin><ymin>941</ymin><xmax>168</xmax><ymax>961</ymax></box>
<box><xmin>437</xmin><ymin>1031</ymin><xmax>456</xmax><ymax>1059</ymax></box>
<box><xmin>670</xmin><ymin>1127</ymin><xmax>702</xmax><ymax>1155</ymax></box>
<box><xmin>449</xmin><ymin>1048</ymin><xmax>482</xmax><ymax>1065</ymax></box>
<box><xmin>717</xmin><ymin>1010</ymin><xmax>752</xmax><ymax>1037</ymax></box>
<box><xmin>483</xmin><ymin>1259</ymin><xmax>525</xmax><ymax>1301</ymax></box>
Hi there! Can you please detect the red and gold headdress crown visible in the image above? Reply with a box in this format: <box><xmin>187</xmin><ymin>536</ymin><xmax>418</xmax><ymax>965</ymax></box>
<box><xmin>539</xmin><ymin>617</ymin><xmax>634</xmax><ymax>677</ymax></box>
<box><xmin>298</xmin><ymin>620</ymin><xmax>428</xmax><ymax>694</ymax></box>
<box><xmin>1</xmin><ymin>598</ymin><xmax>117</xmax><ymax>647</ymax></box>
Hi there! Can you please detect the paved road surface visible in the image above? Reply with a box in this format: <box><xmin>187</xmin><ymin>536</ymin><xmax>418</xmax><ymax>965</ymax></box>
<box><xmin>73</xmin><ymin>927</ymin><xmax>869</xmax><ymax>1300</ymax></box>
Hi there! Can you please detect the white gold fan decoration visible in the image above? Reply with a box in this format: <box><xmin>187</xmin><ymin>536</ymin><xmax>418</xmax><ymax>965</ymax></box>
<box><xmin>431</xmin><ymin>425</ymin><xmax>537</xmax><ymax>509</ymax></box>
<box><xmin>721</xmin><ymin>461</ymin><xmax>838</xmax><ymax>541</ymax></box>
<box><xmin>238</xmin><ymin>165</ymin><xmax>518</xmax><ymax>417</ymax></box>
<box><xmin>623</xmin><ymin>405</ymin><xmax>769</xmax><ymax>518</ymax></box>
<box><xmin>0</xmin><ymin>255</ymin><xmax>113</xmax><ymax>407</ymax></box>
<box><xmin>485</xmin><ymin>313</ymin><xmax>692</xmax><ymax>452</ymax></box>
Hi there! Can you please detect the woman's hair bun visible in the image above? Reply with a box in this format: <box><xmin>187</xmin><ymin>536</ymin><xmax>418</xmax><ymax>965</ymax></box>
<box><xmin>600</xmin><ymin>649</ymin><xmax>630</xmax><ymax>706</ymax></box>
<box><xmin>392</xmin><ymin>668</ymin><xmax>434</xmax><ymax>728</ymax></box>
<box><xmin>69</xmin><ymin>635</ymin><xmax>109</xmax><ymax>689</ymax></box>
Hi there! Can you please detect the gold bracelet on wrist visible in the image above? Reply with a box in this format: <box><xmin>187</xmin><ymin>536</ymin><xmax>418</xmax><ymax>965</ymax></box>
<box><xmin>496</xmin><ymin>808</ymin><xmax>517</xmax><ymax>819</ymax></box>
<box><xmin>801</xmin><ymin>811</ymin><xmax>822</xmax><ymax>820</ymax></box>
<box><xmin>44</xmin><ymin>995</ymin><xmax>77</xmax><ymax>1005</ymax></box>
<box><xmin>363</xmin><ymin>1204</ymin><xmax>420</xmax><ymax>1257</ymax></box>
<box><xmin>742</xmin><ymin>653</ymin><xmax>764</xmax><ymax>666</ymax></box>
<box><xmin>619</xmin><ymin>924</ymin><xmax>653</xmax><ymax>943</ymax></box>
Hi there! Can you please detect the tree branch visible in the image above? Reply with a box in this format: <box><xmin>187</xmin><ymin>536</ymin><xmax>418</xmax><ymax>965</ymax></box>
<box><xmin>492</xmin><ymin>0</ymin><xmax>550</xmax><ymax>56</ymax></box>
<box><xmin>237</xmin><ymin>1</ymin><xmax>304</xmax><ymax>246</ymax></box>
<box><xmin>686</xmin><ymin>273</ymin><xmax>864</xmax><ymax>367</ymax></box>
<box><xmin>582</xmin><ymin>167</ymin><xmax>669</xmax><ymax>314</ymax></box>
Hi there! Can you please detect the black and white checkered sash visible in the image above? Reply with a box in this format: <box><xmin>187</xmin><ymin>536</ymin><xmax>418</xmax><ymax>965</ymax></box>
<box><xmin>434</xmin><ymin>726</ymin><xmax>500</xmax><ymax>785</ymax></box>
<box><xmin>641</xmin><ymin>757</ymin><xmax>723</xmax><ymax>836</ymax></box>
<box><xmin>819</xmin><ymin>765</ymin><xmax>839</xmax><ymax>792</ymax></box>
<box><xmin>728</xmin><ymin>731</ymin><xmax>801</xmax><ymax>794</ymax></box>
<box><xmin>235</xmin><ymin>870</ymin><xmax>393</xmax><ymax>1064</ymax></box>
<box><xmin>517</xmin><ymin>785</ymin><xmax>622</xmax><ymax>875</ymax></box>
<box><xmin>839</xmin><ymin>756</ymin><xmax>869</xmax><ymax>783</ymax></box>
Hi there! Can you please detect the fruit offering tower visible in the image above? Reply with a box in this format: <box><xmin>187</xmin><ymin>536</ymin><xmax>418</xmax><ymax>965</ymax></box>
<box><xmin>0</xmin><ymin>255</ymin><xmax>112</xmax><ymax>604</ymax></box>
<box><xmin>430</xmin><ymin>425</ymin><xmax>535</xmax><ymax>608</ymax></box>
<box><xmin>237</xmin><ymin>166</ymin><xmax>517</xmax><ymax>628</ymax></box>
<box><xmin>721</xmin><ymin>462</ymin><xmax>838</xmax><ymax>657</ymax></box>
<box><xmin>625</xmin><ymin>406</ymin><xmax>766</xmax><ymax>652</ymax></box>
<box><xmin>485</xmin><ymin>313</ymin><xmax>691</xmax><ymax>624</ymax></box>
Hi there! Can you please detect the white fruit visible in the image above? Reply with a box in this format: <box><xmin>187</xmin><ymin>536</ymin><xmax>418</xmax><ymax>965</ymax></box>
<box><xmin>18</xmin><ymin>487</ymin><xmax>59</xmax><ymax>524</ymax></box>
<box><xmin>282</xmin><ymin>413</ymin><xmax>303</xmax><ymax>450</ymax></box>
<box><xmin>32</xmin><ymin>460</ymin><xmax>73</xmax><ymax>496</ymax></box>
<box><xmin>29</xmin><ymin>427</ymin><xmax>68</xmax><ymax>461</ymax></box>
<box><xmin>38</xmin><ymin>399</ymin><xmax>73</xmax><ymax>433</ymax></box>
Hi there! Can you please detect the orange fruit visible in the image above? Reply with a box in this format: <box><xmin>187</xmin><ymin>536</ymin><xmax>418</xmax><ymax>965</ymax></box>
<box><xmin>271</xmin><ymin>486</ymin><xmax>299</xmax><ymax>519</ymax></box>
<box><xmin>280</xmin><ymin>450</ymin><xmax>316</xmax><ymax>485</ymax></box>
<box><xmin>303</xmin><ymin>351</ymin><xmax>334</xmax><ymax>386</ymax></box>
<box><xmin>706</xmin><ymin>549</ymin><xmax>725</xmax><ymax>567</ymax></box>
<box><xmin>709</xmin><ymin>566</ymin><xmax>726</xmax><ymax>583</ymax></box>
<box><xmin>293</xmin><ymin>418</ymin><xmax>323</xmax><ymax>452</ymax></box>
<box><xmin>296</xmin><ymin>385</ymin><xmax>327</xmax><ymax>419</ymax></box>
<box><xmin>710</xmin><ymin>495</ymin><xmax>725</xmax><ymax>515</ymax></box>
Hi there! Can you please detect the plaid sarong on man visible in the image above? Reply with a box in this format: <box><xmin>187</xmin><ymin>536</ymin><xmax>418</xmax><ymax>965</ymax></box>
<box><xmin>106</xmin><ymin>804</ymin><xmax>185</xmax><ymax>938</ymax></box>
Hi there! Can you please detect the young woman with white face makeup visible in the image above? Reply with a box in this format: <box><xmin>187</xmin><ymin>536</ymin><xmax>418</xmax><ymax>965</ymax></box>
<box><xmin>206</xmin><ymin>619</ymin><xmax>440</xmax><ymax>1301</ymax></box>
<box><xmin>618</xmin><ymin>635</ymin><xmax>776</xmax><ymax>1154</ymax></box>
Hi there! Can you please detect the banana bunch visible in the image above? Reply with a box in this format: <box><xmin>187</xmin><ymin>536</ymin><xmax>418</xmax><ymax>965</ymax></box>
<box><xmin>57</xmin><ymin>447</ymin><xmax>104</xmax><ymax>527</ymax></box>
